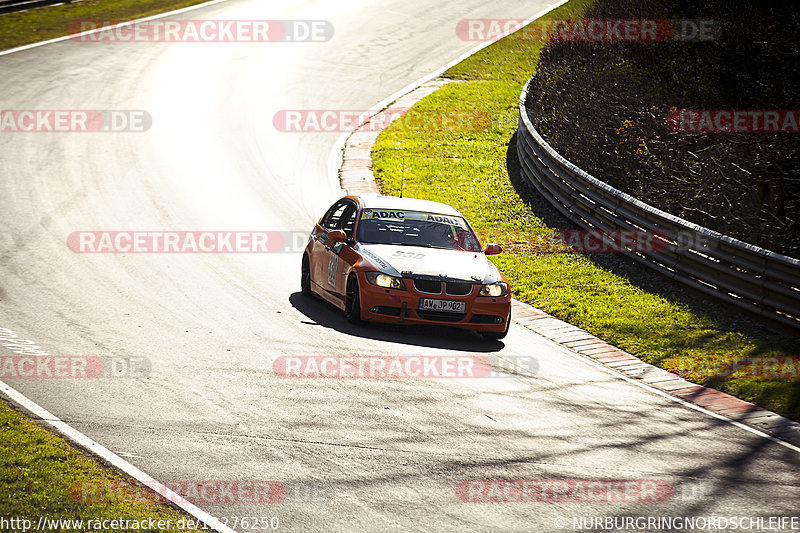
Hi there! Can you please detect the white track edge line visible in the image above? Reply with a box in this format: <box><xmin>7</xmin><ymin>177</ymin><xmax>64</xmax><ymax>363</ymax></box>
<box><xmin>0</xmin><ymin>0</ymin><xmax>232</xmax><ymax>57</ymax></box>
<box><xmin>0</xmin><ymin>381</ymin><xmax>237</xmax><ymax>533</ymax></box>
<box><xmin>326</xmin><ymin>0</ymin><xmax>570</xmax><ymax>192</ymax></box>
<box><xmin>515</xmin><ymin>323</ymin><xmax>800</xmax><ymax>454</ymax></box>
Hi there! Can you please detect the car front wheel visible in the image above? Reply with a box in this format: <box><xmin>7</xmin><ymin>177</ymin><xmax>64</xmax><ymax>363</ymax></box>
<box><xmin>344</xmin><ymin>274</ymin><xmax>363</xmax><ymax>324</ymax></box>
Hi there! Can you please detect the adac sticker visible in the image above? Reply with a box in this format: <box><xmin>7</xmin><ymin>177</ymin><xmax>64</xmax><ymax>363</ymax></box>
<box><xmin>424</xmin><ymin>213</ymin><xmax>464</xmax><ymax>227</ymax></box>
<box><xmin>362</xmin><ymin>209</ymin><xmax>406</xmax><ymax>220</ymax></box>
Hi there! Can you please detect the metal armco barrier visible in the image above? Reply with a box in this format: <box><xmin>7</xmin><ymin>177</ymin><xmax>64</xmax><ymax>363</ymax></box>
<box><xmin>0</xmin><ymin>0</ymin><xmax>75</xmax><ymax>14</ymax></box>
<box><xmin>516</xmin><ymin>75</ymin><xmax>800</xmax><ymax>332</ymax></box>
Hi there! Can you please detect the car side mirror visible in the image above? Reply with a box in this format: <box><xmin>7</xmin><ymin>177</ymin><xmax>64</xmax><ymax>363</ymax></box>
<box><xmin>325</xmin><ymin>230</ymin><xmax>348</xmax><ymax>247</ymax></box>
<box><xmin>484</xmin><ymin>243</ymin><xmax>502</xmax><ymax>255</ymax></box>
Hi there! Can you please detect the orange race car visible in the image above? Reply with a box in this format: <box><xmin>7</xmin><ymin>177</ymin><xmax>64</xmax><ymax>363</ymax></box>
<box><xmin>301</xmin><ymin>195</ymin><xmax>511</xmax><ymax>339</ymax></box>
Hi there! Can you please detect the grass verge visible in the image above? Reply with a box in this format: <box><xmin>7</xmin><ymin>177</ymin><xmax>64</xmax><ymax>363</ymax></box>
<box><xmin>371</xmin><ymin>0</ymin><xmax>800</xmax><ymax>421</ymax></box>
<box><xmin>0</xmin><ymin>398</ymin><xmax>200</xmax><ymax>531</ymax></box>
<box><xmin>0</xmin><ymin>0</ymin><xmax>214</xmax><ymax>51</ymax></box>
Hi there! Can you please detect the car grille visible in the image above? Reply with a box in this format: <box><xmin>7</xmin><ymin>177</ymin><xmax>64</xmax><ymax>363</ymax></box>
<box><xmin>413</xmin><ymin>279</ymin><xmax>442</xmax><ymax>294</ymax></box>
<box><xmin>445</xmin><ymin>282</ymin><xmax>473</xmax><ymax>296</ymax></box>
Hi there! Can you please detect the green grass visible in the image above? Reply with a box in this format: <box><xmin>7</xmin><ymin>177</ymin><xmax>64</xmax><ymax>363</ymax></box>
<box><xmin>0</xmin><ymin>399</ymin><xmax>200</xmax><ymax>531</ymax></box>
<box><xmin>0</xmin><ymin>0</ymin><xmax>212</xmax><ymax>51</ymax></box>
<box><xmin>372</xmin><ymin>0</ymin><xmax>800</xmax><ymax>421</ymax></box>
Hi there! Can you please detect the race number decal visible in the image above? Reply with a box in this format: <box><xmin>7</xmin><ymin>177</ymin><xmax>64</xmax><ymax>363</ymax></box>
<box><xmin>391</xmin><ymin>250</ymin><xmax>425</xmax><ymax>259</ymax></box>
<box><xmin>327</xmin><ymin>253</ymin><xmax>339</xmax><ymax>289</ymax></box>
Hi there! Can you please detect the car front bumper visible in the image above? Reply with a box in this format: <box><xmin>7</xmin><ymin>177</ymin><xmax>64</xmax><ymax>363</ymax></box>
<box><xmin>357</xmin><ymin>273</ymin><xmax>510</xmax><ymax>333</ymax></box>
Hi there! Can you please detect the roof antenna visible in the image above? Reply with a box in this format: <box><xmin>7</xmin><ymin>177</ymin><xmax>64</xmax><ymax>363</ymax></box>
<box><xmin>400</xmin><ymin>156</ymin><xmax>405</xmax><ymax>198</ymax></box>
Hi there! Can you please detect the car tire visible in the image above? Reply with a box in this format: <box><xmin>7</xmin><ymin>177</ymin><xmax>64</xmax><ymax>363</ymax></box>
<box><xmin>345</xmin><ymin>274</ymin><xmax>363</xmax><ymax>324</ymax></box>
<box><xmin>480</xmin><ymin>314</ymin><xmax>510</xmax><ymax>340</ymax></box>
<box><xmin>301</xmin><ymin>254</ymin><xmax>312</xmax><ymax>297</ymax></box>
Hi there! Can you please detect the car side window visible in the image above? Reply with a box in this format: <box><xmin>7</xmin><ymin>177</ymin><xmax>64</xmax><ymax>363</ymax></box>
<box><xmin>322</xmin><ymin>202</ymin><xmax>349</xmax><ymax>230</ymax></box>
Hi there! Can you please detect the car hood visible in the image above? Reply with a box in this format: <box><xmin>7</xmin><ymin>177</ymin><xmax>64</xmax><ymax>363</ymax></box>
<box><xmin>355</xmin><ymin>243</ymin><xmax>501</xmax><ymax>284</ymax></box>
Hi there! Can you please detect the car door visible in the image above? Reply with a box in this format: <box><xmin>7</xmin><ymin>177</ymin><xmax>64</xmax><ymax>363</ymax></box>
<box><xmin>311</xmin><ymin>200</ymin><xmax>350</xmax><ymax>288</ymax></box>
<box><xmin>322</xmin><ymin>201</ymin><xmax>358</xmax><ymax>301</ymax></box>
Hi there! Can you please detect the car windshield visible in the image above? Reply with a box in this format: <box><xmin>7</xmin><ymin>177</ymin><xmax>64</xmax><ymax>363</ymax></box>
<box><xmin>356</xmin><ymin>208</ymin><xmax>482</xmax><ymax>252</ymax></box>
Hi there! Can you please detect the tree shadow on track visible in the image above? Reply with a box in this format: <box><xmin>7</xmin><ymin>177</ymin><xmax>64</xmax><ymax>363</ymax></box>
<box><xmin>288</xmin><ymin>292</ymin><xmax>505</xmax><ymax>353</ymax></box>
<box><xmin>253</xmin><ymin>369</ymin><xmax>800</xmax><ymax>530</ymax></box>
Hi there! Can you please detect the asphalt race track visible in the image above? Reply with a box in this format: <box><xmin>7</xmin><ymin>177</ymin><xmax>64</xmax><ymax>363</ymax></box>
<box><xmin>1</xmin><ymin>0</ymin><xmax>799</xmax><ymax>531</ymax></box>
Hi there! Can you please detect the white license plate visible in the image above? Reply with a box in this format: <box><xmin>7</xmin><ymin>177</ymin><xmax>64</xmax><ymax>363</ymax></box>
<box><xmin>419</xmin><ymin>298</ymin><xmax>466</xmax><ymax>313</ymax></box>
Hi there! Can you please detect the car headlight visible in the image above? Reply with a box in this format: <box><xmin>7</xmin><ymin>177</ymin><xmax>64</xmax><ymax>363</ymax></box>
<box><xmin>365</xmin><ymin>272</ymin><xmax>406</xmax><ymax>290</ymax></box>
<box><xmin>479</xmin><ymin>282</ymin><xmax>508</xmax><ymax>297</ymax></box>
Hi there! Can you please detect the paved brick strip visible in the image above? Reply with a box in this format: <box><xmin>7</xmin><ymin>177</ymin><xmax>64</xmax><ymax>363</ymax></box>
<box><xmin>336</xmin><ymin>78</ymin><xmax>800</xmax><ymax>447</ymax></box>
